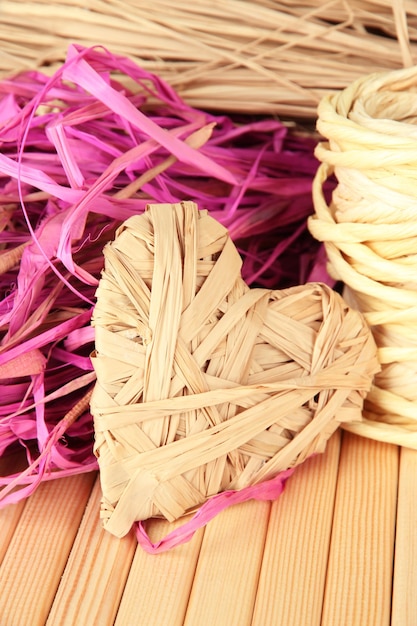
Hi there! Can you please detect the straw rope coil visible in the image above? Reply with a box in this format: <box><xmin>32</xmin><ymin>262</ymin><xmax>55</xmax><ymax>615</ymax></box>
<box><xmin>91</xmin><ymin>201</ymin><xmax>378</xmax><ymax>538</ymax></box>
<box><xmin>1</xmin><ymin>0</ymin><xmax>417</xmax><ymax>118</ymax></box>
<box><xmin>309</xmin><ymin>64</ymin><xmax>417</xmax><ymax>448</ymax></box>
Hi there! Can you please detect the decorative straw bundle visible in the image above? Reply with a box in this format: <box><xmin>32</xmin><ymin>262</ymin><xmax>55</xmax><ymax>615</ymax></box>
<box><xmin>309</xmin><ymin>64</ymin><xmax>417</xmax><ymax>448</ymax></box>
<box><xmin>1</xmin><ymin>0</ymin><xmax>417</xmax><ymax>118</ymax></box>
<box><xmin>0</xmin><ymin>45</ymin><xmax>327</xmax><ymax>508</ymax></box>
<box><xmin>91</xmin><ymin>200</ymin><xmax>379</xmax><ymax>549</ymax></box>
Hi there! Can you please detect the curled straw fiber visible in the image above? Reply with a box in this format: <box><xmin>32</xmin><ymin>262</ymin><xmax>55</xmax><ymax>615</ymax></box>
<box><xmin>91</xmin><ymin>201</ymin><xmax>379</xmax><ymax>547</ymax></box>
<box><xmin>1</xmin><ymin>0</ymin><xmax>417</xmax><ymax>118</ymax></box>
<box><xmin>309</xmin><ymin>64</ymin><xmax>417</xmax><ymax>448</ymax></box>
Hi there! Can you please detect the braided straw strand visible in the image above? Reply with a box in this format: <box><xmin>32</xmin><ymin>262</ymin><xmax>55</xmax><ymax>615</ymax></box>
<box><xmin>91</xmin><ymin>201</ymin><xmax>379</xmax><ymax>537</ymax></box>
<box><xmin>309</xmin><ymin>65</ymin><xmax>417</xmax><ymax>448</ymax></box>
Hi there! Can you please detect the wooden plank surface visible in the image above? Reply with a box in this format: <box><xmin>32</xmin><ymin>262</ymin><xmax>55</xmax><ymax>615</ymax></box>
<box><xmin>0</xmin><ymin>432</ymin><xmax>412</xmax><ymax>626</ymax></box>
<box><xmin>321</xmin><ymin>433</ymin><xmax>399</xmax><ymax>626</ymax></box>
<box><xmin>391</xmin><ymin>447</ymin><xmax>417</xmax><ymax>626</ymax></box>
<box><xmin>251</xmin><ymin>430</ymin><xmax>341</xmax><ymax>626</ymax></box>
<box><xmin>0</xmin><ymin>498</ymin><xmax>26</xmax><ymax>567</ymax></box>
<box><xmin>0</xmin><ymin>473</ymin><xmax>96</xmax><ymax>626</ymax></box>
<box><xmin>46</xmin><ymin>476</ymin><xmax>137</xmax><ymax>626</ymax></box>
<box><xmin>0</xmin><ymin>453</ymin><xmax>30</xmax><ymax>566</ymax></box>
<box><xmin>183</xmin><ymin>498</ymin><xmax>270</xmax><ymax>626</ymax></box>
<box><xmin>115</xmin><ymin>516</ymin><xmax>204</xmax><ymax>626</ymax></box>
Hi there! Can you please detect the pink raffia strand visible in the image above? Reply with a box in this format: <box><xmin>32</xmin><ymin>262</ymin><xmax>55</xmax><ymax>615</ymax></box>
<box><xmin>136</xmin><ymin>468</ymin><xmax>295</xmax><ymax>554</ymax></box>
<box><xmin>0</xmin><ymin>45</ymin><xmax>333</xmax><ymax>509</ymax></box>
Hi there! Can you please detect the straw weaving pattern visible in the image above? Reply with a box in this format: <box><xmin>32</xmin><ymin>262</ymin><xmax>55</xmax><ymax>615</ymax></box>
<box><xmin>91</xmin><ymin>201</ymin><xmax>379</xmax><ymax>537</ymax></box>
<box><xmin>309</xmin><ymin>65</ymin><xmax>417</xmax><ymax>449</ymax></box>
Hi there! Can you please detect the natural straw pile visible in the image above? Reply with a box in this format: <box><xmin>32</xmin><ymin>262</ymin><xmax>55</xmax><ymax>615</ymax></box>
<box><xmin>309</xmin><ymin>64</ymin><xmax>417</xmax><ymax>448</ymax></box>
<box><xmin>0</xmin><ymin>45</ymin><xmax>327</xmax><ymax>509</ymax></box>
<box><xmin>1</xmin><ymin>0</ymin><xmax>417</xmax><ymax>118</ymax></box>
<box><xmin>91</xmin><ymin>201</ymin><xmax>379</xmax><ymax>540</ymax></box>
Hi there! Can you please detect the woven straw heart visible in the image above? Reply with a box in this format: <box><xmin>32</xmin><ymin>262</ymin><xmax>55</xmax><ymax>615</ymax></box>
<box><xmin>91</xmin><ymin>201</ymin><xmax>379</xmax><ymax>541</ymax></box>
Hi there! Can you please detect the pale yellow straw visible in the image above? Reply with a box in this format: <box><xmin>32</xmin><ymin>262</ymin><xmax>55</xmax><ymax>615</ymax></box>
<box><xmin>309</xmin><ymin>64</ymin><xmax>417</xmax><ymax>448</ymax></box>
<box><xmin>91</xmin><ymin>201</ymin><xmax>379</xmax><ymax>538</ymax></box>
<box><xmin>1</xmin><ymin>0</ymin><xmax>417</xmax><ymax>118</ymax></box>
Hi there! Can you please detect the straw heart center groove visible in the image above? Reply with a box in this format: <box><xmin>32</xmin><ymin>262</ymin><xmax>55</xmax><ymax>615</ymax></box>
<box><xmin>91</xmin><ymin>201</ymin><xmax>379</xmax><ymax>538</ymax></box>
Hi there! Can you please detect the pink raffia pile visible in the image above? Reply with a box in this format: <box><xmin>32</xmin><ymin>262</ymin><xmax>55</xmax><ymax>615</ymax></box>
<box><xmin>0</xmin><ymin>45</ymin><xmax>331</xmax><ymax>507</ymax></box>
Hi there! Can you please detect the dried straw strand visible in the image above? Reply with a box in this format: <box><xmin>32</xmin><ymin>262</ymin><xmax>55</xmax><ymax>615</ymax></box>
<box><xmin>0</xmin><ymin>242</ymin><xmax>29</xmax><ymax>275</ymax></box>
<box><xmin>1</xmin><ymin>0</ymin><xmax>417</xmax><ymax>117</ymax></box>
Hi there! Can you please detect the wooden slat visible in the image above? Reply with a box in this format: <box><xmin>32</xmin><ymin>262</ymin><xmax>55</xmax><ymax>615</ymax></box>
<box><xmin>115</xmin><ymin>516</ymin><xmax>204</xmax><ymax>626</ymax></box>
<box><xmin>321</xmin><ymin>432</ymin><xmax>399</xmax><ymax>626</ymax></box>
<box><xmin>0</xmin><ymin>472</ymin><xmax>96</xmax><ymax>626</ymax></box>
<box><xmin>47</xmin><ymin>476</ymin><xmax>137</xmax><ymax>626</ymax></box>
<box><xmin>0</xmin><ymin>499</ymin><xmax>26</xmax><ymax>566</ymax></box>
<box><xmin>251</xmin><ymin>430</ymin><xmax>341</xmax><ymax>626</ymax></box>
<box><xmin>0</xmin><ymin>451</ymin><xmax>30</xmax><ymax>565</ymax></box>
<box><xmin>0</xmin><ymin>433</ymin><xmax>408</xmax><ymax>624</ymax></box>
<box><xmin>183</xmin><ymin>498</ymin><xmax>270</xmax><ymax>626</ymax></box>
<box><xmin>391</xmin><ymin>446</ymin><xmax>417</xmax><ymax>626</ymax></box>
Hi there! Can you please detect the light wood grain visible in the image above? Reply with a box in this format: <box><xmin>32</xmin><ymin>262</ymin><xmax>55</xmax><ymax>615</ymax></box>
<box><xmin>0</xmin><ymin>433</ymin><xmax>409</xmax><ymax>624</ymax></box>
<box><xmin>0</xmin><ymin>499</ymin><xmax>26</xmax><ymax>566</ymax></box>
<box><xmin>183</xmin><ymin>498</ymin><xmax>270</xmax><ymax>626</ymax></box>
<box><xmin>47</xmin><ymin>475</ymin><xmax>137</xmax><ymax>626</ymax></box>
<box><xmin>251</xmin><ymin>430</ymin><xmax>341</xmax><ymax>626</ymax></box>
<box><xmin>115</xmin><ymin>516</ymin><xmax>204</xmax><ymax>626</ymax></box>
<box><xmin>0</xmin><ymin>472</ymin><xmax>95</xmax><ymax>626</ymax></box>
<box><xmin>0</xmin><ymin>451</ymin><xmax>30</xmax><ymax>565</ymax></box>
<box><xmin>321</xmin><ymin>432</ymin><xmax>399</xmax><ymax>626</ymax></box>
<box><xmin>392</xmin><ymin>446</ymin><xmax>417</xmax><ymax>626</ymax></box>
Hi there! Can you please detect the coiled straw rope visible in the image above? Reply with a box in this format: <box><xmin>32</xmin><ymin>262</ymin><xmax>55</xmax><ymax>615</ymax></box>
<box><xmin>309</xmin><ymin>65</ymin><xmax>417</xmax><ymax>448</ymax></box>
<box><xmin>91</xmin><ymin>201</ymin><xmax>378</xmax><ymax>538</ymax></box>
